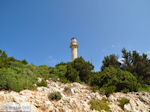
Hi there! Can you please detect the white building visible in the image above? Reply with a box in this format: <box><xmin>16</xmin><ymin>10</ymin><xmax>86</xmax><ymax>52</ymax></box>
<box><xmin>70</xmin><ymin>38</ymin><xmax>78</xmax><ymax>61</ymax></box>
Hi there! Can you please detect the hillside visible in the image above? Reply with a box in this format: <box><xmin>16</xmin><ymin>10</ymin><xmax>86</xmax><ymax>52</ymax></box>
<box><xmin>0</xmin><ymin>79</ymin><xmax>150</xmax><ymax>112</ymax></box>
<box><xmin>0</xmin><ymin>49</ymin><xmax>150</xmax><ymax>112</ymax></box>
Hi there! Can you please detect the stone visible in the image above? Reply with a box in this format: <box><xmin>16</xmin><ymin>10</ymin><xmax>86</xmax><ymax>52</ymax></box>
<box><xmin>124</xmin><ymin>104</ymin><xmax>132</xmax><ymax>112</ymax></box>
<box><xmin>0</xmin><ymin>80</ymin><xmax>150</xmax><ymax>112</ymax></box>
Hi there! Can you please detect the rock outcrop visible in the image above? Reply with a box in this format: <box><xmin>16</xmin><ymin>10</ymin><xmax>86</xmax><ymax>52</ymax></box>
<box><xmin>0</xmin><ymin>80</ymin><xmax>149</xmax><ymax>112</ymax></box>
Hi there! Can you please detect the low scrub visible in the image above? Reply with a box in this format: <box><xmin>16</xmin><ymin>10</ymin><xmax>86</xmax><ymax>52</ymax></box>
<box><xmin>91</xmin><ymin>85</ymin><xmax>99</xmax><ymax>92</ymax></box>
<box><xmin>138</xmin><ymin>84</ymin><xmax>150</xmax><ymax>92</ymax></box>
<box><xmin>89</xmin><ymin>98</ymin><xmax>111</xmax><ymax>112</ymax></box>
<box><xmin>48</xmin><ymin>92</ymin><xmax>62</xmax><ymax>101</ymax></box>
<box><xmin>37</xmin><ymin>79</ymin><xmax>47</xmax><ymax>87</ymax></box>
<box><xmin>90</xmin><ymin>67</ymin><xmax>140</xmax><ymax>96</ymax></box>
<box><xmin>118</xmin><ymin>98</ymin><xmax>130</xmax><ymax>110</ymax></box>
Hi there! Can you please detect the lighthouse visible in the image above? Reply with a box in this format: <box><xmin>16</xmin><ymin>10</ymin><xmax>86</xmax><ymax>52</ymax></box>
<box><xmin>70</xmin><ymin>38</ymin><xmax>78</xmax><ymax>61</ymax></box>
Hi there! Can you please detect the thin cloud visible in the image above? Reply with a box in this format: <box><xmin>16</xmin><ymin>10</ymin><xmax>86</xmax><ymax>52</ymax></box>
<box><xmin>111</xmin><ymin>44</ymin><xmax>116</xmax><ymax>48</ymax></box>
<box><xmin>47</xmin><ymin>56</ymin><xmax>60</xmax><ymax>66</ymax></box>
<box><xmin>101</xmin><ymin>44</ymin><xmax>118</xmax><ymax>53</ymax></box>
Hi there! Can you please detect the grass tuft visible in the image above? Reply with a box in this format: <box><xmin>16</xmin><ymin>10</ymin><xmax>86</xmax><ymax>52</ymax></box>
<box><xmin>48</xmin><ymin>92</ymin><xmax>62</xmax><ymax>101</ymax></box>
<box><xmin>90</xmin><ymin>98</ymin><xmax>111</xmax><ymax>112</ymax></box>
<box><xmin>118</xmin><ymin>98</ymin><xmax>130</xmax><ymax>110</ymax></box>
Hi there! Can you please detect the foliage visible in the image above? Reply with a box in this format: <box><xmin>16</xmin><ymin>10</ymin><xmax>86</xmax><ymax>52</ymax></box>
<box><xmin>90</xmin><ymin>98</ymin><xmax>111</xmax><ymax>112</ymax></box>
<box><xmin>49</xmin><ymin>64</ymin><xmax>72</xmax><ymax>83</ymax></box>
<box><xmin>0</xmin><ymin>67</ymin><xmax>36</xmax><ymax>92</ymax></box>
<box><xmin>0</xmin><ymin>48</ymin><xmax>150</xmax><ymax>93</ymax></box>
<box><xmin>37</xmin><ymin>79</ymin><xmax>47</xmax><ymax>87</ymax></box>
<box><xmin>121</xmin><ymin>48</ymin><xmax>150</xmax><ymax>85</ymax></box>
<box><xmin>101</xmin><ymin>54</ymin><xmax>120</xmax><ymax>71</ymax></box>
<box><xmin>91</xmin><ymin>85</ymin><xmax>99</xmax><ymax>92</ymax></box>
<box><xmin>118</xmin><ymin>98</ymin><xmax>130</xmax><ymax>110</ymax></box>
<box><xmin>90</xmin><ymin>67</ymin><xmax>140</xmax><ymax>96</ymax></box>
<box><xmin>71</xmin><ymin>57</ymin><xmax>94</xmax><ymax>82</ymax></box>
<box><xmin>0</xmin><ymin>51</ymin><xmax>8</xmax><ymax>68</ymax></box>
<box><xmin>21</xmin><ymin>59</ymin><xmax>28</xmax><ymax>65</ymax></box>
<box><xmin>48</xmin><ymin>92</ymin><xmax>62</xmax><ymax>101</ymax></box>
<box><xmin>138</xmin><ymin>84</ymin><xmax>150</xmax><ymax>92</ymax></box>
<box><xmin>36</xmin><ymin>65</ymin><xmax>52</xmax><ymax>79</ymax></box>
<box><xmin>101</xmin><ymin>48</ymin><xmax>150</xmax><ymax>86</ymax></box>
<box><xmin>65</xmin><ymin>64</ymin><xmax>80</xmax><ymax>82</ymax></box>
<box><xmin>102</xmin><ymin>86</ymin><xmax>116</xmax><ymax>97</ymax></box>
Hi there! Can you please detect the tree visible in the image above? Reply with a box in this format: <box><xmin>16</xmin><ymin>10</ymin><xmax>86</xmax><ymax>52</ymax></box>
<box><xmin>90</xmin><ymin>66</ymin><xmax>140</xmax><ymax>95</ymax></box>
<box><xmin>0</xmin><ymin>51</ymin><xmax>8</xmax><ymax>68</ymax></box>
<box><xmin>21</xmin><ymin>59</ymin><xmax>28</xmax><ymax>65</ymax></box>
<box><xmin>65</xmin><ymin>64</ymin><xmax>80</xmax><ymax>82</ymax></box>
<box><xmin>0</xmin><ymin>49</ymin><xmax>2</xmax><ymax>55</ymax></box>
<box><xmin>71</xmin><ymin>57</ymin><xmax>94</xmax><ymax>82</ymax></box>
<box><xmin>101</xmin><ymin>54</ymin><xmax>120</xmax><ymax>71</ymax></box>
<box><xmin>8</xmin><ymin>57</ymin><xmax>17</xmax><ymax>62</ymax></box>
<box><xmin>121</xmin><ymin>48</ymin><xmax>150</xmax><ymax>85</ymax></box>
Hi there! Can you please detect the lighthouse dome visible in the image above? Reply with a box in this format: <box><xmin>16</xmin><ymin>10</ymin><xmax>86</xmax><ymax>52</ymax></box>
<box><xmin>71</xmin><ymin>37</ymin><xmax>77</xmax><ymax>43</ymax></box>
<box><xmin>70</xmin><ymin>37</ymin><xmax>78</xmax><ymax>48</ymax></box>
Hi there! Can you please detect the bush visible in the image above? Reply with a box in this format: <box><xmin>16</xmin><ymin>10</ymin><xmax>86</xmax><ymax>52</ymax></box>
<box><xmin>91</xmin><ymin>86</ymin><xmax>99</xmax><ymax>92</ymax></box>
<box><xmin>102</xmin><ymin>86</ymin><xmax>116</xmax><ymax>97</ymax></box>
<box><xmin>138</xmin><ymin>84</ymin><xmax>150</xmax><ymax>92</ymax></box>
<box><xmin>118</xmin><ymin>98</ymin><xmax>130</xmax><ymax>110</ymax></box>
<box><xmin>90</xmin><ymin>98</ymin><xmax>111</xmax><ymax>112</ymax></box>
<box><xmin>48</xmin><ymin>92</ymin><xmax>62</xmax><ymax>101</ymax></box>
<box><xmin>36</xmin><ymin>65</ymin><xmax>52</xmax><ymax>79</ymax></box>
<box><xmin>37</xmin><ymin>79</ymin><xmax>47</xmax><ymax>87</ymax></box>
<box><xmin>0</xmin><ymin>64</ymin><xmax>37</xmax><ymax>92</ymax></box>
<box><xmin>71</xmin><ymin>57</ymin><xmax>94</xmax><ymax>82</ymax></box>
<box><xmin>65</xmin><ymin>64</ymin><xmax>80</xmax><ymax>82</ymax></box>
<box><xmin>90</xmin><ymin>66</ymin><xmax>140</xmax><ymax>95</ymax></box>
<box><xmin>101</xmin><ymin>54</ymin><xmax>120</xmax><ymax>71</ymax></box>
<box><xmin>121</xmin><ymin>88</ymin><xmax>130</xmax><ymax>93</ymax></box>
<box><xmin>21</xmin><ymin>59</ymin><xmax>28</xmax><ymax>65</ymax></box>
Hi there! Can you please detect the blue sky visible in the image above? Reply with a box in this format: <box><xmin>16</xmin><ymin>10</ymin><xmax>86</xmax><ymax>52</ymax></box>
<box><xmin>0</xmin><ymin>0</ymin><xmax>150</xmax><ymax>71</ymax></box>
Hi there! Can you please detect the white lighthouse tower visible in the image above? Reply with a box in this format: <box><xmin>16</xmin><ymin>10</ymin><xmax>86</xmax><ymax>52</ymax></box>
<box><xmin>70</xmin><ymin>37</ymin><xmax>78</xmax><ymax>61</ymax></box>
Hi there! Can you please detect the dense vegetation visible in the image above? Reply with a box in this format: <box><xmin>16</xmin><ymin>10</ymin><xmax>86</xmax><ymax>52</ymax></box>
<box><xmin>0</xmin><ymin>48</ymin><xmax>149</xmax><ymax>95</ymax></box>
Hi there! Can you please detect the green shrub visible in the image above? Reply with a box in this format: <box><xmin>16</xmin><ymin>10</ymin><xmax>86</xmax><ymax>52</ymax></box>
<box><xmin>121</xmin><ymin>88</ymin><xmax>130</xmax><ymax>93</ymax></box>
<box><xmin>101</xmin><ymin>54</ymin><xmax>120</xmax><ymax>71</ymax></box>
<box><xmin>59</xmin><ymin>77</ymin><xmax>70</xmax><ymax>83</ymax></box>
<box><xmin>102</xmin><ymin>86</ymin><xmax>116</xmax><ymax>97</ymax></box>
<box><xmin>118</xmin><ymin>98</ymin><xmax>130</xmax><ymax>110</ymax></box>
<box><xmin>71</xmin><ymin>57</ymin><xmax>94</xmax><ymax>82</ymax></box>
<box><xmin>91</xmin><ymin>86</ymin><xmax>99</xmax><ymax>92</ymax></box>
<box><xmin>21</xmin><ymin>59</ymin><xmax>28</xmax><ymax>65</ymax></box>
<box><xmin>138</xmin><ymin>84</ymin><xmax>150</xmax><ymax>92</ymax></box>
<box><xmin>65</xmin><ymin>64</ymin><xmax>80</xmax><ymax>82</ymax></box>
<box><xmin>90</xmin><ymin>66</ymin><xmax>140</xmax><ymax>95</ymax></box>
<box><xmin>90</xmin><ymin>98</ymin><xmax>111</xmax><ymax>112</ymax></box>
<box><xmin>48</xmin><ymin>92</ymin><xmax>62</xmax><ymax>101</ymax></box>
<box><xmin>37</xmin><ymin>79</ymin><xmax>47</xmax><ymax>87</ymax></box>
<box><xmin>36</xmin><ymin>65</ymin><xmax>52</xmax><ymax>79</ymax></box>
<box><xmin>0</xmin><ymin>65</ymin><xmax>37</xmax><ymax>92</ymax></box>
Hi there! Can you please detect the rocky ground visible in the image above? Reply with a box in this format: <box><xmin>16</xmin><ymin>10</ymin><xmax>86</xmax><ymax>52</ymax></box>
<box><xmin>0</xmin><ymin>79</ymin><xmax>150</xmax><ymax>112</ymax></box>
